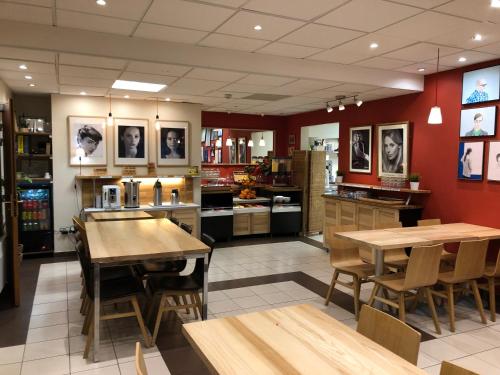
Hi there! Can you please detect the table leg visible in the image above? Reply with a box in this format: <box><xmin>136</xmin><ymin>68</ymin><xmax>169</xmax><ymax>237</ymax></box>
<box><xmin>202</xmin><ymin>253</ymin><xmax>208</xmax><ymax>320</ymax></box>
<box><xmin>93</xmin><ymin>263</ymin><xmax>100</xmax><ymax>362</ymax></box>
<box><xmin>374</xmin><ymin>248</ymin><xmax>384</xmax><ymax>309</ymax></box>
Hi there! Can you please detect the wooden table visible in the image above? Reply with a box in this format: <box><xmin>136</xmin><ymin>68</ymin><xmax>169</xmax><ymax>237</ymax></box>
<box><xmin>86</xmin><ymin>218</ymin><xmax>210</xmax><ymax>362</ymax></box>
<box><xmin>335</xmin><ymin>223</ymin><xmax>500</xmax><ymax>307</ymax></box>
<box><xmin>88</xmin><ymin>210</ymin><xmax>153</xmax><ymax>221</ymax></box>
<box><xmin>183</xmin><ymin>304</ymin><xmax>426</xmax><ymax>375</ymax></box>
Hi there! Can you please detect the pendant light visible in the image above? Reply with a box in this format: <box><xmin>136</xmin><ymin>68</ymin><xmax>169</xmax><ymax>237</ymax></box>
<box><xmin>239</xmin><ymin>138</ymin><xmax>245</xmax><ymax>145</ymax></box>
<box><xmin>215</xmin><ymin>138</ymin><xmax>222</xmax><ymax>147</ymax></box>
<box><xmin>428</xmin><ymin>48</ymin><xmax>443</xmax><ymax>125</ymax></box>
<box><xmin>155</xmin><ymin>97</ymin><xmax>161</xmax><ymax>130</ymax></box>
<box><xmin>259</xmin><ymin>133</ymin><xmax>265</xmax><ymax>147</ymax></box>
<box><xmin>247</xmin><ymin>139</ymin><xmax>254</xmax><ymax>147</ymax></box>
<box><xmin>226</xmin><ymin>138</ymin><xmax>233</xmax><ymax>146</ymax></box>
<box><xmin>106</xmin><ymin>94</ymin><xmax>114</xmax><ymax>126</ymax></box>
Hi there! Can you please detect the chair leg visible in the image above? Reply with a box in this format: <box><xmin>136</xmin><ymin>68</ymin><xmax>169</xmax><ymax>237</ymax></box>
<box><xmin>83</xmin><ymin>315</ymin><xmax>94</xmax><ymax>359</ymax></box>
<box><xmin>181</xmin><ymin>295</ymin><xmax>190</xmax><ymax>314</ymax></box>
<box><xmin>82</xmin><ymin>301</ymin><xmax>93</xmax><ymax>335</ymax></box>
<box><xmin>424</xmin><ymin>287</ymin><xmax>441</xmax><ymax>335</ymax></box>
<box><xmin>409</xmin><ymin>289</ymin><xmax>422</xmax><ymax>313</ymax></box>
<box><xmin>193</xmin><ymin>292</ymin><xmax>203</xmax><ymax>319</ymax></box>
<box><xmin>470</xmin><ymin>280</ymin><xmax>487</xmax><ymax>325</ymax></box>
<box><xmin>488</xmin><ymin>277</ymin><xmax>496</xmax><ymax>322</ymax></box>
<box><xmin>353</xmin><ymin>278</ymin><xmax>361</xmax><ymax>321</ymax></box>
<box><xmin>398</xmin><ymin>293</ymin><xmax>406</xmax><ymax>322</ymax></box>
<box><xmin>131</xmin><ymin>296</ymin><xmax>151</xmax><ymax>347</ymax></box>
<box><xmin>325</xmin><ymin>270</ymin><xmax>339</xmax><ymax>306</ymax></box>
<box><xmin>368</xmin><ymin>283</ymin><xmax>380</xmax><ymax>307</ymax></box>
<box><xmin>152</xmin><ymin>294</ymin><xmax>167</xmax><ymax>346</ymax></box>
<box><xmin>190</xmin><ymin>294</ymin><xmax>199</xmax><ymax>319</ymax></box>
<box><xmin>446</xmin><ymin>284</ymin><xmax>456</xmax><ymax>332</ymax></box>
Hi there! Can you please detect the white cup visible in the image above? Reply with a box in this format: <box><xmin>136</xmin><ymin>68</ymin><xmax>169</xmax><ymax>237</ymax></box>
<box><xmin>44</xmin><ymin>172</ymin><xmax>51</xmax><ymax>179</ymax></box>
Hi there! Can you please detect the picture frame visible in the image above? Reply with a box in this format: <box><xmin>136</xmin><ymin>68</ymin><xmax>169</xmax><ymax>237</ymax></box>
<box><xmin>462</xmin><ymin>65</ymin><xmax>500</xmax><ymax>105</ymax></box>
<box><xmin>237</xmin><ymin>137</ymin><xmax>246</xmax><ymax>163</ymax></box>
<box><xmin>460</xmin><ymin>106</ymin><xmax>497</xmax><ymax>137</ymax></box>
<box><xmin>377</xmin><ymin>122</ymin><xmax>409</xmax><ymax>178</ymax></box>
<box><xmin>349</xmin><ymin>125</ymin><xmax>372</xmax><ymax>174</ymax></box>
<box><xmin>68</xmin><ymin>116</ymin><xmax>107</xmax><ymax>166</ymax></box>
<box><xmin>288</xmin><ymin>134</ymin><xmax>295</xmax><ymax>145</ymax></box>
<box><xmin>157</xmin><ymin>120</ymin><xmax>190</xmax><ymax>166</ymax></box>
<box><xmin>229</xmin><ymin>138</ymin><xmax>237</xmax><ymax>164</ymax></box>
<box><xmin>458</xmin><ymin>141</ymin><xmax>484</xmax><ymax>181</ymax></box>
<box><xmin>114</xmin><ymin>118</ymin><xmax>149</xmax><ymax>166</ymax></box>
<box><xmin>487</xmin><ymin>141</ymin><xmax>500</xmax><ymax>181</ymax></box>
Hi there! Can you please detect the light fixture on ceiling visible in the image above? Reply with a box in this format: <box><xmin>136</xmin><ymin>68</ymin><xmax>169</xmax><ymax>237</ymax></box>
<box><xmin>19</xmin><ymin>64</ymin><xmax>27</xmax><ymax>70</ymax></box>
<box><xmin>418</xmin><ymin>68</ymin><xmax>425</xmax><ymax>72</ymax></box>
<box><xmin>259</xmin><ymin>133</ymin><xmax>265</xmax><ymax>147</ymax></box>
<box><xmin>355</xmin><ymin>97</ymin><xmax>363</xmax><ymax>107</ymax></box>
<box><xmin>369</xmin><ymin>42</ymin><xmax>379</xmax><ymax>49</ymax></box>
<box><xmin>247</xmin><ymin>139</ymin><xmax>254</xmax><ymax>147</ymax></box>
<box><xmin>96</xmin><ymin>0</ymin><xmax>106</xmax><ymax>6</ymax></box>
<box><xmin>165</xmin><ymin>97</ymin><xmax>171</xmax><ymax>101</ymax></box>
<box><xmin>428</xmin><ymin>48</ymin><xmax>442</xmax><ymax>125</ymax></box>
<box><xmin>80</xmin><ymin>91</ymin><xmax>86</xmax><ymax>95</ymax></box>
<box><xmin>338</xmin><ymin>101</ymin><xmax>345</xmax><ymax>111</ymax></box>
<box><xmin>24</xmin><ymin>75</ymin><xmax>32</xmax><ymax>80</ymax></box>
<box><xmin>107</xmin><ymin>94</ymin><xmax>114</xmax><ymax>127</ymax></box>
<box><xmin>155</xmin><ymin>97</ymin><xmax>161</xmax><ymax>130</ymax></box>
<box><xmin>112</xmin><ymin>79</ymin><xmax>166</xmax><ymax>93</ymax></box>
<box><xmin>254</xmin><ymin>25</ymin><xmax>262</xmax><ymax>31</ymax></box>
<box><xmin>473</xmin><ymin>33</ymin><xmax>483</xmax><ymax>41</ymax></box>
<box><xmin>458</xmin><ymin>56</ymin><xmax>467</xmax><ymax>62</ymax></box>
<box><xmin>215</xmin><ymin>138</ymin><xmax>222</xmax><ymax>148</ymax></box>
<box><xmin>491</xmin><ymin>0</ymin><xmax>500</xmax><ymax>8</ymax></box>
<box><xmin>29</xmin><ymin>83</ymin><xmax>35</xmax><ymax>87</ymax></box>
<box><xmin>124</xmin><ymin>95</ymin><xmax>130</xmax><ymax>99</ymax></box>
<box><xmin>326</xmin><ymin>103</ymin><xmax>333</xmax><ymax>113</ymax></box>
<box><xmin>226</xmin><ymin>138</ymin><xmax>233</xmax><ymax>146</ymax></box>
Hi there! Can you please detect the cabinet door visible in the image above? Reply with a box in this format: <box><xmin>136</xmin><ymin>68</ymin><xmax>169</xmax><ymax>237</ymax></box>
<box><xmin>251</xmin><ymin>212</ymin><xmax>270</xmax><ymax>234</ymax></box>
<box><xmin>340</xmin><ymin>201</ymin><xmax>356</xmax><ymax>225</ymax></box>
<box><xmin>375</xmin><ymin>208</ymin><xmax>399</xmax><ymax>226</ymax></box>
<box><xmin>233</xmin><ymin>213</ymin><xmax>251</xmax><ymax>236</ymax></box>
<box><xmin>171</xmin><ymin>208</ymin><xmax>198</xmax><ymax>237</ymax></box>
<box><xmin>323</xmin><ymin>199</ymin><xmax>340</xmax><ymax>246</ymax></box>
<box><xmin>357</xmin><ymin>204</ymin><xmax>375</xmax><ymax>230</ymax></box>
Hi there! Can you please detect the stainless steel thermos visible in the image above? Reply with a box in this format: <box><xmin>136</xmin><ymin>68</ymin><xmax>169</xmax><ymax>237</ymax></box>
<box><xmin>153</xmin><ymin>179</ymin><xmax>162</xmax><ymax>206</ymax></box>
<box><xmin>122</xmin><ymin>179</ymin><xmax>141</xmax><ymax>208</ymax></box>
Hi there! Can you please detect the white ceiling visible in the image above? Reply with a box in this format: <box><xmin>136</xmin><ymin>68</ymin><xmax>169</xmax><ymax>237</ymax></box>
<box><xmin>0</xmin><ymin>0</ymin><xmax>498</xmax><ymax>115</ymax></box>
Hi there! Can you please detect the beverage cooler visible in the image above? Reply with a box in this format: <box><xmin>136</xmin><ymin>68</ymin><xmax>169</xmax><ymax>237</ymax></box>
<box><xmin>18</xmin><ymin>182</ymin><xmax>54</xmax><ymax>255</ymax></box>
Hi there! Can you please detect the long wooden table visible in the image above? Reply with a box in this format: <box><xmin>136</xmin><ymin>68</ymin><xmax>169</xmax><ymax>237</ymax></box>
<box><xmin>88</xmin><ymin>210</ymin><xmax>153</xmax><ymax>221</ymax></box>
<box><xmin>86</xmin><ymin>218</ymin><xmax>210</xmax><ymax>361</ymax></box>
<box><xmin>183</xmin><ymin>304</ymin><xmax>426</xmax><ymax>374</ymax></box>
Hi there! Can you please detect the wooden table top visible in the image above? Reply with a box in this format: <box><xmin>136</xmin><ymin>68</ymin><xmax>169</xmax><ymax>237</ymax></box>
<box><xmin>89</xmin><ymin>210</ymin><xmax>153</xmax><ymax>222</ymax></box>
<box><xmin>86</xmin><ymin>219</ymin><xmax>209</xmax><ymax>263</ymax></box>
<box><xmin>335</xmin><ymin>223</ymin><xmax>500</xmax><ymax>250</ymax></box>
<box><xmin>183</xmin><ymin>304</ymin><xmax>425</xmax><ymax>375</ymax></box>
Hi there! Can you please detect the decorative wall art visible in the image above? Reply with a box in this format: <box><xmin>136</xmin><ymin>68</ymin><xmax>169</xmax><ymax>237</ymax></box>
<box><xmin>462</xmin><ymin>65</ymin><xmax>500</xmax><ymax>105</ymax></box>
<box><xmin>114</xmin><ymin>118</ymin><xmax>148</xmax><ymax>166</ymax></box>
<box><xmin>157</xmin><ymin>120</ymin><xmax>190</xmax><ymax>166</ymax></box>
<box><xmin>68</xmin><ymin>116</ymin><xmax>107</xmax><ymax>166</ymax></box>
<box><xmin>487</xmin><ymin>141</ymin><xmax>500</xmax><ymax>182</ymax></box>
<box><xmin>460</xmin><ymin>106</ymin><xmax>497</xmax><ymax>137</ymax></box>
<box><xmin>349</xmin><ymin>125</ymin><xmax>372</xmax><ymax>173</ymax></box>
<box><xmin>458</xmin><ymin>141</ymin><xmax>484</xmax><ymax>181</ymax></box>
<box><xmin>377</xmin><ymin>122</ymin><xmax>409</xmax><ymax>178</ymax></box>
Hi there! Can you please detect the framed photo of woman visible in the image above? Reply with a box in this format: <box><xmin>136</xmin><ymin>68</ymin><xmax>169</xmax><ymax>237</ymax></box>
<box><xmin>349</xmin><ymin>125</ymin><xmax>372</xmax><ymax>173</ymax></box>
<box><xmin>487</xmin><ymin>141</ymin><xmax>500</xmax><ymax>181</ymax></box>
<box><xmin>114</xmin><ymin>118</ymin><xmax>148</xmax><ymax>166</ymax></box>
<box><xmin>377</xmin><ymin>122</ymin><xmax>409</xmax><ymax>178</ymax></box>
<box><xmin>157</xmin><ymin>120</ymin><xmax>190</xmax><ymax>166</ymax></box>
<box><xmin>68</xmin><ymin>116</ymin><xmax>107</xmax><ymax>166</ymax></box>
<box><xmin>458</xmin><ymin>141</ymin><xmax>484</xmax><ymax>180</ymax></box>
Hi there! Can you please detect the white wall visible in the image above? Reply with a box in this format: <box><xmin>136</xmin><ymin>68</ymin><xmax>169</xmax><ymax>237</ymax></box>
<box><xmin>300</xmin><ymin>123</ymin><xmax>339</xmax><ymax>150</ymax></box>
<box><xmin>0</xmin><ymin>79</ymin><xmax>11</xmax><ymax>104</ymax></box>
<box><xmin>250</xmin><ymin>130</ymin><xmax>274</xmax><ymax>158</ymax></box>
<box><xmin>51</xmin><ymin>94</ymin><xmax>201</xmax><ymax>252</ymax></box>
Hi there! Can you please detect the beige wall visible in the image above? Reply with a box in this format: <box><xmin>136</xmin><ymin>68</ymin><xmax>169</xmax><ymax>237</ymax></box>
<box><xmin>0</xmin><ymin>79</ymin><xmax>11</xmax><ymax>104</ymax></box>
<box><xmin>51</xmin><ymin>94</ymin><xmax>201</xmax><ymax>252</ymax></box>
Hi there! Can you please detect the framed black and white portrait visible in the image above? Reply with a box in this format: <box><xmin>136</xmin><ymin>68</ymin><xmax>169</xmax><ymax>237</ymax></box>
<box><xmin>460</xmin><ymin>106</ymin><xmax>497</xmax><ymax>137</ymax></box>
<box><xmin>462</xmin><ymin>65</ymin><xmax>500</xmax><ymax>105</ymax></box>
<box><xmin>349</xmin><ymin>125</ymin><xmax>372</xmax><ymax>173</ymax></box>
<box><xmin>68</xmin><ymin>116</ymin><xmax>107</xmax><ymax>166</ymax></box>
<box><xmin>157</xmin><ymin>121</ymin><xmax>190</xmax><ymax>166</ymax></box>
<box><xmin>114</xmin><ymin>118</ymin><xmax>148</xmax><ymax>166</ymax></box>
<box><xmin>458</xmin><ymin>141</ymin><xmax>484</xmax><ymax>181</ymax></box>
<box><xmin>377</xmin><ymin>122</ymin><xmax>409</xmax><ymax>178</ymax></box>
<box><xmin>487</xmin><ymin>141</ymin><xmax>500</xmax><ymax>182</ymax></box>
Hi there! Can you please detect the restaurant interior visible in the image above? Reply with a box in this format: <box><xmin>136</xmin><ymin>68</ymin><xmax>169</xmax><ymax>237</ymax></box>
<box><xmin>1</xmin><ymin>1</ymin><xmax>500</xmax><ymax>374</ymax></box>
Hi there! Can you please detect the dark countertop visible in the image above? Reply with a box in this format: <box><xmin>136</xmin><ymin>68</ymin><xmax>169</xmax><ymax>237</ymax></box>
<box><xmin>322</xmin><ymin>194</ymin><xmax>422</xmax><ymax>210</ymax></box>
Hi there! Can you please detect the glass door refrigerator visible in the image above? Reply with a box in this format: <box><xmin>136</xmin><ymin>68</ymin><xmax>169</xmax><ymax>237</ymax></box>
<box><xmin>17</xmin><ymin>182</ymin><xmax>54</xmax><ymax>256</ymax></box>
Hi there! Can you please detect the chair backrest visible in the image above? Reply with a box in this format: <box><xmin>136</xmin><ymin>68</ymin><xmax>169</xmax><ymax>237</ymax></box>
<box><xmin>325</xmin><ymin>224</ymin><xmax>360</xmax><ymax>264</ymax></box>
<box><xmin>169</xmin><ymin>217</ymin><xmax>180</xmax><ymax>226</ymax></box>
<box><xmin>403</xmin><ymin>244</ymin><xmax>444</xmax><ymax>290</ymax></box>
<box><xmin>440</xmin><ymin>361</ymin><xmax>479</xmax><ymax>375</ymax></box>
<box><xmin>418</xmin><ymin>218</ymin><xmax>442</xmax><ymax>226</ymax></box>
<box><xmin>454</xmin><ymin>239</ymin><xmax>489</xmax><ymax>280</ymax></box>
<box><xmin>193</xmin><ymin>233</ymin><xmax>216</xmax><ymax>284</ymax></box>
<box><xmin>135</xmin><ymin>342</ymin><xmax>148</xmax><ymax>375</ymax></box>
<box><xmin>357</xmin><ymin>305</ymin><xmax>421</xmax><ymax>365</ymax></box>
<box><xmin>72</xmin><ymin>216</ymin><xmax>93</xmax><ymax>297</ymax></box>
<box><xmin>180</xmin><ymin>222</ymin><xmax>193</xmax><ymax>234</ymax></box>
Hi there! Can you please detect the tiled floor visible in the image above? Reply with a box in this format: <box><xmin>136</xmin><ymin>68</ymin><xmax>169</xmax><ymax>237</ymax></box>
<box><xmin>1</xmin><ymin>239</ymin><xmax>500</xmax><ymax>374</ymax></box>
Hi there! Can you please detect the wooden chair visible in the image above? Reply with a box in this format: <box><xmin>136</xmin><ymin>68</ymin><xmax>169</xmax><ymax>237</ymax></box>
<box><xmin>376</xmin><ymin>222</ymin><xmax>409</xmax><ymax>271</ymax></box>
<box><xmin>357</xmin><ymin>305</ymin><xmax>421</xmax><ymax>365</ymax></box>
<box><xmin>324</xmin><ymin>224</ymin><xmax>375</xmax><ymax>320</ymax></box>
<box><xmin>478</xmin><ymin>249</ymin><xmax>500</xmax><ymax>321</ymax></box>
<box><xmin>368</xmin><ymin>243</ymin><xmax>444</xmax><ymax>334</ymax></box>
<box><xmin>440</xmin><ymin>361</ymin><xmax>479</xmax><ymax>375</ymax></box>
<box><xmin>418</xmin><ymin>218</ymin><xmax>456</xmax><ymax>264</ymax></box>
<box><xmin>180</xmin><ymin>222</ymin><xmax>193</xmax><ymax>234</ymax></box>
<box><xmin>430</xmin><ymin>239</ymin><xmax>489</xmax><ymax>332</ymax></box>
<box><xmin>135</xmin><ymin>342</ymin><xmax>148</xmax><ymax>375</ymax></box>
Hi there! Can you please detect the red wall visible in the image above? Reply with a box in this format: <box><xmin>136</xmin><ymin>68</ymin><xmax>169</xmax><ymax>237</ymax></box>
<box><xmin>286</xmin><ymin>59</ymin><xmax>500</xmax><ymax>227</ymax></box>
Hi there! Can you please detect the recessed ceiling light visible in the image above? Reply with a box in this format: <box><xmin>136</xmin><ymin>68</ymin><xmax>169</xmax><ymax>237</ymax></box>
<box><xmin>458</xmin><ymin>57</ymin><xmax>467</xmax><ymax>62</ymax></box>
<box><xmin>418</xmin><ymin>68</ymin><xmax>425</xmax><ymax>72</ymax></box>
<box><xmin>19</xmin><ymin>64</ymin><xmax>27</xmax><ymax>70</ymax></box>
<box><xmin>473</xmin><ymin>33</ymin><xmax>483</xmax><ymax>41</ymax></box>
<box><xmin>491</xmin><ymin>0</ymin><xmax>500</xmax><ymax>8</ymax></box>
<box><xmin>165</xmin><ymin>97</ymin><xmax>171</xmax><ymax>101</ymax></box>
<box><xmin>369</xmin><ymin>42</ymin><xmax>379</xmax><ymax>49</ymax></box>
<box><xmin>111</xmin><ymin>80</ymin><xmax>166</xmax><ymax>92</ymax></box>
<box><xmin>80</xmin><ymin>91</ymin><xmax>86</xmax><ymax>95</ymax></box>
<box><xmin>96</xmin><ymin>0</ymin><xmax>106</xmax><ymax>6</ymax></box>
<box><xmin>124</xmin><ymin>95</ymin><xmax>130</xmax><ymax>99</ymax></box>
<box><xmin>254</xmin><ymin>25</ymin><xmax>262</xmax><ymax>31</ymax></box>
<box><xmin>29</xmin><ymin>83</ymin><xmax>35</xmax><ymax>87</ymax></box>
<box><xmin>24</xmin><ymin>75</ymin><xmax>32</xmax><ymax>80</ymax></box>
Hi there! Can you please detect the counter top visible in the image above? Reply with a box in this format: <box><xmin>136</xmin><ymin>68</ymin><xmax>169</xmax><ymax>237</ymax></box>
<box><xmin>233</xmin><ymin>197</ymin><xmax>271</xmax><ymax>204</ymax></box>
<box><xmin>84</xmin><ymin>203</ymin><xmax>200</xmax><ymax>213</ymax></box>
<box><xmin>322</xmin><ymin>194</ymin><xmax>421</xmax><ymax>210</ymax></box>
<box><xmin>336</xmin><ymin>182</ymin><xmax>431</xmax><ymax>194</ymax></box>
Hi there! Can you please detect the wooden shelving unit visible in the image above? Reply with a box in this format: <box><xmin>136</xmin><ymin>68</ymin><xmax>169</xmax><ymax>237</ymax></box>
<box><xmin>336</xmin><ymin>182</ymin><xmax>431</xmax><ymax>194</ymax></box>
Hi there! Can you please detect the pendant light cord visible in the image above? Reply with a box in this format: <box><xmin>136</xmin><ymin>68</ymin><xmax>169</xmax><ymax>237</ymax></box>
<box><xmin>109</xmin><ymin>94</ymin><xmax>111</xmax><ymax>113</ymax></box>
<box><xmin>435</xmin><ymin>48</ymin><xmax>440</xmax><ymax>106</ymax></box>
<box><xmin>156</xmin><ymin>97</ymin><xmax>159</xmax><ymax>117</ymax></box>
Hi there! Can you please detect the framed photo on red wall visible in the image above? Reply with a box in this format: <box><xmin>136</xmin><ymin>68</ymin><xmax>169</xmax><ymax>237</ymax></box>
<box><xmin>487</xmin><ymin>141</ymin><xmax>500</xmax><ymax>181</ymax></box>
<box><xmin>377</xmin><ymin>122</ymin><xmax>409</xmax><ymax>178</ymax></box>
<box><xmin>349</xmin><ymin>125</ymin><xmax>372</xmax><ymax>174</ymax></box>
<box><xmin>458</xmin><ymin>141</ymin><xmax>484</xmax><ymax>181</ymax></box>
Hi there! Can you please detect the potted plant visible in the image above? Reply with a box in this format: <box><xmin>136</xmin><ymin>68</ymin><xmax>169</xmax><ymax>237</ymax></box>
<box><xmin>409</xmin><ymin>173</ymin><xmax>420</xmax><ymax>190</ymax></box>
<box><xmin>336</xmin><ymin>170</ymin><xmax>345</xmax><ymax>184</ymax></box>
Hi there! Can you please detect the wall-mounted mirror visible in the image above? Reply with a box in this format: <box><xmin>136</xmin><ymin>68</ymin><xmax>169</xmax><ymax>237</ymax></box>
<box><xmin>201</xmin><ymin>128</ymin><xmax>274</xmax><ymax>165</ymax></box>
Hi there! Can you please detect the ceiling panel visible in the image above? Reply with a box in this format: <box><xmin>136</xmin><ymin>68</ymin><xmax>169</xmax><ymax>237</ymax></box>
<box><xmin>388</xmin><ymin>0</ymin><xmax>450</xmax><ymax>8</ymax></box>
<box><xmin>256</xmin><ymin>42</ymin><xmax>322</xmax><ymax>58</ymax></box>
<box><xmin>383</xmin><ymin>42</ymin><xmax>461</xmax><ymax>62</ymax></box>
<box><xmin>331</xmin><ymin>83</ymin><xmax>379</xmax><ymax>93</ymax></box>
<box><xmin>108</xmin><ymin>89</ymin><xmax>155</xmax><ymax>99</ymax></box>
<box><xmin>59</xmin><ymin>65</ymin><xmax>121</xmax><ymax>79</ymax></box>
<box><xmin>396</xmin><ymin>61</ymin><xmax>454</xmax><ymax>74</ymax></box>
<box><xmin>302</xmin><ymin>88</ymin><xmax>351</xmax><ymax>99</ymax></box>
<box><xmin>0</xmin><ymin>47</ymin><xmax>55</xmax><ymax>63</ymax></box>
<box><xmin>0</xmin><ymin>59</ymin><xmax>55</xmax><ymax>74</ymax></box>
<box><xmin>279</xmin><ymin>24</ymin><xmax>365</xmax><ymax>49</ymax></box>
<box><xmin>216</xmin><ymin>11</ymin><xmax>305</xmax><ymax>41</ymax></box>
<box><xmin>198</xmin><ymin>33</ymin><xmax>268</xmax><ymax>51</ymax></box>
<box><xmin>178</xmin><ymin>95</ymin><xmax>225</xmax><ymax>105</ymax></box>
<box><xmin>56</xmin><ymin>10</ymin><xmax>137</xmax><ymax>36</ymax></box>
<box><xmin>59</xmin><ymin>76</ymin><xmax>115</xmax><ymax>88</ymax></box>
<box><xmin>126</xmin><ymin>61</ymin><xmax>192</xmax><ymax>77</ymax></box>
<box><xmin>118</xmin><ymin>71</ymin><xmax>178</xmax><ymax>85</ymax></box>
<box><xmin>377</xmin><ymin>11</ymin><xmax>479</xmax><ymax>41</ymax></box>
<box><xmin>200</xmin><ymin>0</ymin><xmax>248</xmax><ymax>7</ymax></box>
<box><xmin>59</xmin><ymin>53</ymin><xmax>127</xmax><ymax>70</ymax></box>
<box><xmin>167</xmin><ymin>78</ymin><xmax>229</xmax><ymax>95</ymax></box>
<box><xmin>427</xmin><ymin>50</ymin><xmax>498</xmax><ymax>68</ymax></box>
<box><xmin>316</xmin><ymin>0</ymin><xmax>422</xmax><ymax>32</ymax></box>
<box><xmin>206</xmin><ymin>91</ymin><xmax>252</xmax><ymax>99</ymax></box>
<box><xmin>242</xmin><ymin>0</ymin><xmax>347</xmax><ymax>21</ymax></box>
<box><xmin>475</xmin><ymin>41</ymin><xmax>500</xmax><ymax>56</ymax></box>
<box><xmin>59</xmin><ymin>85</ymin><xmax>108</xmax><ymax>96</ymax></box>
<box><xmin>184</xmin><ymin>68</ymin><xmax>247</xmax><ymax>82</ymax></box>
<box><xmin>434</xmin><ymin>0</ymin><xmax>500</xmax><ymax>23</ymax></box>
<box><xmin>0</xmin><ymin>2</ymin><xmax>53</xmax><ymax>25</ymax></box>
<box><xmin>263</xmin><ymin>79</ymin><xmax>340</xmax><ymax>96</ymax></box>
<box><xmin>219</xmin><ymin>82</ymin><xmax>277</xmax><ymax>93</ymax></box>
<box><xmin>354</xmin><ymin>56</ymin><xmax>413</xmax><ymax>70</ymax></box>
<box><xmin>338</xmin><ymin>33</ymin><xmax>416</xmax><ymax>55</ymax></box>
<box><xmin>133</xmin><ymin>23</ymin><xmax>208</xmax><ymax>44</ymax></box>
<box><xmin>236</xmin><ymin>74</ymin><xmax>296</xmax><ymax>86</ymax></box>
<box><xmin>308</xmin><ymin>46</ymin><xmax>371</xmax><ymax>64</ymax></box>
<box><xmin>143</xmin><ymin>0</ymin><xmax>235</xmax><ymax>32</ymax></box>
<box><xmin>7</xmin><ymin>0</ymin><xmax>54</xmax><ymax>6</ymax></box>
<box><xmin>427</xmin><ymin>22</ymin><xmax>500</xmax><ymax>49</ymax></box>
<box><xmin>56</xmin><ymin>0</ymin><xmax>151</xmax><ymax>21</ymax></box>
<box><xmin>5</xmin><ymin>80</ymin><xmax>59</xmax><ymax>94</ymax></box>
<box><xmin>0</xmin><ymin>70</ymin><xmax>56</xmax><ymax>82</ymax></box>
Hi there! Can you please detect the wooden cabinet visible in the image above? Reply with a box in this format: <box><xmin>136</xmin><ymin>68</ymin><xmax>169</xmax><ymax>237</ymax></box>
<box><xmin>233</xmin><ymin>213</ymin><xmax>252</xmax><ymax>236</ymax></box>
<box><xmin>340</xmin><ymin>201</ymin><xmax>356</xmax><ymax>225</ymax></box>
<box><xmin>252</xmin><ymin>212</ymin><xmax>270</xmax><ymax>234</ymax></box>
<box><xmin>233</xmin><ymin>211</ymin><xmax>270</xmax><ymax>236</ymax></box>
<box><xmin>170</xmin><ymin>208</ymin><xmax>199</xmax><ymax>238</ymax></box>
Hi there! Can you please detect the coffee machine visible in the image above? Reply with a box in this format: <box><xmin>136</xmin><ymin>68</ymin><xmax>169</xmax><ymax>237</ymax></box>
<box><xmin>102</xmin><ymin>185</ymin><xmax>121</xmax><ymax>209</ymax></box>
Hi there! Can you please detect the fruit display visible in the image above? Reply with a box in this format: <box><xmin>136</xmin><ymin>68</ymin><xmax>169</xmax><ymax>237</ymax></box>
<box><xmin>239</xmin><ymin>188</ymin><xmax>256</xmax><ymax>199</ymax></box>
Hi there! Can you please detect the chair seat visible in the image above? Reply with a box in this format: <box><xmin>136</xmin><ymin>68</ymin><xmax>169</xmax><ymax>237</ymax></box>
<box><xmin>101</xmin><ymin>266</ymin><xmax>133</xmax><ymax>281</ymax></box>
<box><xmin>373</xmin><ymin>273</ymin><xmax>407</xmax><ymax>292</ymax></box>
<box><xmin>385</xmin><ymin>257</ymin><xmax>409</xmax><ymax>268</ymax></box>
<box><xmin>333</xmin><ymin>261</ymin><xmax>375</xmax><ymax>279</ymax></box>
<box><xmin>441</xmin><ymin>251</ymin><xmax>457</xmax><ymax>263</ymax></box>
<box><xmin>437</xmin><ymin>271</ymin><xmax>473</xmax><ymax>285</ymax></box>
<box><xmin>135</xmin><ymin>260</ymin><xmax>187</xmax><ymax>276</ymax></box>
<box><xmin>483</xmin><ymin>262</ymin><xmax>498</xmax><ymax>277</ymax></box>
<box><xmin>148</xmin><ymin>275</ymin><xmax>202</xmax><ymax>294</ymax></box>
<box><xmin>88</xmin><ymin>275</ymin><xmax>145</xmax><ymax>301</ymax></box>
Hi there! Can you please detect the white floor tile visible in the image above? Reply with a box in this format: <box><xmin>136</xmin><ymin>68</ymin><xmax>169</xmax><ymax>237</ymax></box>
<box><xmin>0</xmin><ymin>362</ymin><xmax>21</xmax><ymax>375</ymax></box>
<box><xmin>222</xmin><ymin>287</ymin><xmax>255</xmax><ymax>299</ymax></box>
<box><xmin>207</xmin><ymin>291</ymin><xmax>228</xmax><ymax>302</ymax></box>
<box><xmin>452</xmin><ymin>354</ymin><xmax>500</xmax><ymax>375</ymax></box>
<box><xmin>467</xmin><ymin>327</ymin><xmax>500</xmax><ymax>347</ymax></box>
<box><xmin>417</xmin><ymin>352</ymin><xmax>440</xmax><ymax>368</ymax></box>
<box><xmin>261</xmin><ymin>292</ymin><xmax>297</xmax><ymax>304</ymax></box>
<box><xmin>420</xmin><ymin>339</ymin><xmax>468</xmax><ymax>362</ymax></box>
<box><xmin>70</xmin><ymin>364</ymin><xmax>121</xmax><ymax>374</ymax></box>
<box><xmin>249</xmin><ymin>284</ymin><xmax>281</xmax><ymax>295</ymax></box>
<box><xmin>20</xmin><ymin>355</ymin><xmax>69</xmax><ymax>375</ymax></box>
<box><xmin>0</xmin><ymin>345</ymin><xmax>24</xmax><ymax>365</ymax></box>
<box><xmin>119</xmin><ymin>356</ymin><xmax>171</xmax><ymax>375</ymax></box>
<box><xmin>69</xmin><ymin>344</ymin><xmax>117</xmax><ymax>373</ymax></box>
<box><xmin>26</xmin><ymin>324</ymin><xmax>68</xmax><ymax>343</ymax></box>
<box><xmin>31</xmin><ymin>301</ymin><xmax>67</xmax><ymax>316</ymax></box>
<box><xmin>439</xmin><ymin>331</ymin><xmax>495</xmax><ymax>355</ymax></box>
<box><xmin>232</xmin><ymin>295</ymin><xmax>269</xmax><ymax>309</ymax></box>
<box><xmin>208</xmin><ymin>299</ymin><xmax>241</xmax><ymax>314</ymax></box>
<box><xmin>423</xmin><ymin>364</ymin><xmax>441</xmax><ymax>375</ymax></box>
<box><xmin>474</xmin><ymin>347</ymin><xmax>500</xmax><ymax>368</ymax></box>
<box><xmin>113</xmin><ymin>340</ymin><xmax>160</xmax><ymax>364</ymax></box>
<box><xmin>23</xmin><ymin>338</ymin><xmax>69</xmax><ymax>362</ymax></box>
<box><xmin>29</xmin><ymin>311</ymin><xmax>68</xmax><ymax>329</ymax></box>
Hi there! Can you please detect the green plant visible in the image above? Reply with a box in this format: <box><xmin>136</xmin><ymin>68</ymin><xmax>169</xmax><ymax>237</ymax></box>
<box><xmin>409</xmin><ymin>173</ymin><xmax>420</xmax><ymax>182</ymax></box>
<box><xmin>336</xmin><ymin>171</ymin><xmax>345</xmax><ymax>177</ymax></box>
